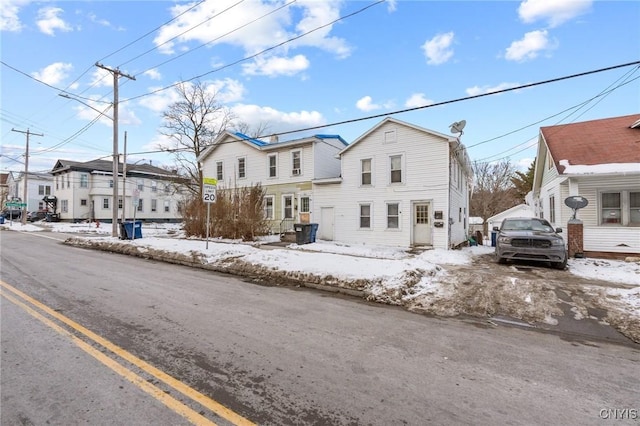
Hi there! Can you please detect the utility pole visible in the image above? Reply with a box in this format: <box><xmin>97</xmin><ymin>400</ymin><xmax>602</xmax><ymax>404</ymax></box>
<box><xmin>95</xmin><ymin>63</ymin><xmax>135</xmax><ymax>237</ymax></box>
<box><xmin>122</xmin><ymin>131</ymin><xmax>127</xmax><ymax>224</ymax></box>
<box><xmin>11</xmin><ymin>128</ymin><xmax>44</xmax><ymax>225</ymax></box>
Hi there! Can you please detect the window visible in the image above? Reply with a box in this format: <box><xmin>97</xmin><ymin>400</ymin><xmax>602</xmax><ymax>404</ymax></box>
<box><xmin>137</xmin><ymin>179</ymin><xmax>144</xmax><ymax>191</ymax></box>
<box><xmin>103</xmin><ymin>198</ymin><xmax>109</xmax><ymax>209</ymax></box>
<box><xmin>268</xmin><ymin>155</ymin><xmax>277</xmax><ymax>178</ymax></box>
<box><xmin>283</xmin><ymin>195</ymin><xmax>293</xmax><ymax>219</ymax></box>
<box><xmin>56</xmin><ymin>176</ymin><xmax>59</xmax><ymax>190</ymax></box>
<box><xmin>66</xmin><ymin>175</ymin><xmax>70</xmax><ymax>188</ymax></box>
<box><xmin>387</xmin><ymin>203</ymin><xmax>399</xmax><ymax>229</ymax></box>
<box><xmin>38</xmin><ymin>185</ymin><xmax>45</xmax><ymax>195</ymax></box>
<box><xmin>80</xmin><ymin>199</ymin><xmax>87</xmax><ymax>206</ymax></box>
<box><xmin>631</xmin><ymin>192</ymin><xmax>640</xmax><ymax>225</ymax></box>
<box><xmin>164</xmin><ymin>184</ymin><xmax>171</xmax><ymax>194</ymax></box>
<box><xmin>151</xmin><ymin>181</ymin><xmax>157</xmax><ymax>192</ymax></box>
<box><xmin>216</xmin><ymin>161</ymin><xmax>223</xmax><ymax>181</ymax></box>
<box><xmin>109</xmin><ymin>180</ymin><xmax>114</xmax><ymax>188</ymax></box>
<box><xmin>61</xmin><ymin>200</ymin><xmax>68</xmax><ymax>213</ymax></box>
<box><xmin>164</xmin><ymin>200</ymin><xmax>170</xmax><ymax>213</ymax></box>
<box><xmin>390</xmin><ymin>155</ymin><xmax>402</xmax><ymax>183</ymax></box>
<box><xmin>549</xmin><ymin>195</ymin><xmax>556</xmax><ymax>223</ymax></box>
<box><xmin>601</xmin><ymin>192</ymin><xmax>621</xmax><ymax>224</ymax></box>
<box><xmin>238</xmin><ymin>157</ymin><xmax>246</xmax><ymax>179</ymax></box>
<box><xmin>137</xmin><ymin>199</ymin><xmax>143</xmax><ymax>212</ymax></box>
<box><xmin>80</xmin><ymin>174</ymin><xmax>88</xmax><ymax>188</ymax></box>
<box><xmin>291</xmin><ymin>151</ymin><xmax>301</xmax><ymax>175</ymax></box>
<box><xmin>384</xmin><ymin>130</ymin><xmax>396</xmax><ymax>144</ymax></box>
<box><xmin>118</xmin><ymin>197</ymin><xmax>123</xmax><ymax>209</ymax></box>
<box><xmin>300</xmin><ymin>196</ymin><xmax>310</xmax><ymax>213</ymax></box>
<box><xmin>151</xmin><ymin>199</ymin><xmax>157</xmax><ymax>212</ymax></box>
<box><xmin>264</xmin><ymin>196</ymin><xmax>274</xmax><ymax>220</ymax></box>
<box><xmin>360</xmin><ymin>204</ymin><xmax>371</xmax><ymax>228</ymax></box>
<box><xmin>361</xmin><ymin>159</ymin><xmax>372</xmax><ymax>185</ymax></box>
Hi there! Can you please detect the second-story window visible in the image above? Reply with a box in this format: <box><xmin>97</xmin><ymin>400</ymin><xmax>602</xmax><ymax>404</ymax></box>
<box><xmin>216</xmin><ymin>161</ymin><xmax>223</xmax><ymax>181</ymax></box>
<box><xmin>291</xmin><ymin>151</ymin><xmax>301</xmax><ymax>175</ymax></box>
<box><xmin>268</xmin><ymin>154</ymin><xmax>277</xmax><ymax>178</ymax></box>
<box><xmin>390</xmin><ymin>155</ymin><xmax>402</xmax><ymax>184</ymax></box>
<box><xmin>361</xmin><ymin>159</ymin><xmax>372</xmax><ymax>185</ymax></box>
<box><xmin>151</xmin><ymin>180</ymin><xmax>157</xmax><ymax>192</ymax></box>
<box><xmin>238</xmin><ymin>157</ymin><xmax>246</xmax><ymax>179</ymax></box>
<box><xmin>80</xmin><ymin>174</ymin><xmax>88</xmax><ymax>188</ymax></box>
<box><xmin>137</xmin><ymin>179</ymin><xmax>144</xmax><ymax>191</ymax></box>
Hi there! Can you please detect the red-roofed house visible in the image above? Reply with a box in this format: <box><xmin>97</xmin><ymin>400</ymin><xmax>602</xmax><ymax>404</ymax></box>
<box><xmin>532</xmin><ymin>114</ymin><xmax>640</xmax><ymax>257</ymax></box>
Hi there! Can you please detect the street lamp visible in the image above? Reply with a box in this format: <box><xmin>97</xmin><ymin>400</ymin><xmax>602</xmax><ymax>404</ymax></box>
<box><xmin>59</xmin><ymin>93</ymin><xmax>120</xmax><ymax>237</ymax></box>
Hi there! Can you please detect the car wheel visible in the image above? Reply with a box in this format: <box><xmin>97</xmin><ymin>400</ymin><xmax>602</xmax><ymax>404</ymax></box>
<box><xmin>552</xmin><ymin>256</ymin><xmax>567</xmax><ymax>270</ymax></box>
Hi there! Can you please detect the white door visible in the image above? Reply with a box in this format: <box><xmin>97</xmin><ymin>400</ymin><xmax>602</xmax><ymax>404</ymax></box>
<box><xmin>319</xmin><ymin>207</ymin><xmax>334</xmax><ymax>241</ymax></box>
<box><xmin>413</xmin><ymin>203</ymin><xmax>431</xmax><ymax>245</ymax></box>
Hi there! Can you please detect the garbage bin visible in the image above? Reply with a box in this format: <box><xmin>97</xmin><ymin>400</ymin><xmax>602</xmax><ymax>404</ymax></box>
<box><xmin>119</xmin><ymin>221</ymin><xmax>128</xmax><ymax>240</ymax></box>
<box><xmin>46</xmin><ymin>213</ymin><xmax>60</xmax><ymax>222</ymax></box>
<box><xmin>122</xmin><ymin>221</ymin><xmax>143</xmax><ymax>239</ymax></box>
<box><xmin>491</xmin><ymin>230</ymin><xmax>498</xmax><ymax>247</ymax></box>
<box><xmin>310</xmin><ymin>223</ymin><xmax>319</xmax><ymax>243</ymax></box>
<box><xmin>294</xmin><ymin>223</ymin><xmax>312</xmax><ymax>245</ymax></box>
<box><xmin>0</xmin><ymin>216</ymin><xmax>4</xmax><ymax>224</ymax></box>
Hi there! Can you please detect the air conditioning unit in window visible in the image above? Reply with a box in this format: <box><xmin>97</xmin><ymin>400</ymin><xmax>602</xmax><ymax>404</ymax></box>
<box><xmin>292</xmin><ymin>168</ymin><xmax>301</xmax><ymax>176</ymax></box>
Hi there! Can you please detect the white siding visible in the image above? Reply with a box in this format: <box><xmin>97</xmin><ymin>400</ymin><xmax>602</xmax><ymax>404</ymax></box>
<box><xmin>313</xmin><ymin>137</ymin><xmax>343</xmax><ymax>179</ymax></box>
<box><xmin>314</xmin><ymin>121</ymin><xmax>453</xmax><ymax>249</ymax></box>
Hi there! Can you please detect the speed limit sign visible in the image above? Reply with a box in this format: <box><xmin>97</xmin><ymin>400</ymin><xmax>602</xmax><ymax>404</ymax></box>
<box><xmin>203</xmin><ymin>177</ymin><xmax>217</xmax><ymax>203</ymax></box>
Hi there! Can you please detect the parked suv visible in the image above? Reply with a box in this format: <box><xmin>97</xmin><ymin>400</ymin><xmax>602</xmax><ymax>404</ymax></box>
<box><xmin>495</xmin><ymin>217</ymin><xmax>567</xmax><ymax>270</ymax></box>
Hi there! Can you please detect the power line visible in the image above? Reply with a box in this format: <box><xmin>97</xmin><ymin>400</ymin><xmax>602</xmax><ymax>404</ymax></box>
<box><xmin>123</xmin><ymin>0</ymin><xmax>386</xmax><ymax>103</ymax></box>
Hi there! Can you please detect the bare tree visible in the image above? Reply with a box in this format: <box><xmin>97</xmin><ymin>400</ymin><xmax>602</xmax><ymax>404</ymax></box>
<box><xmin>232</xmin><ymin>121</ymin><xmax>272</xmax><ymax>139</ymax></box>
<box><xmin>159</xmin><ymin>80</ymin><xmax>236</xmax><ymax>199</ymax></box>
<box><xmin>470</xmin><ymin>160</ymin><xmax>519</xmax><ymax>233</ymax></box>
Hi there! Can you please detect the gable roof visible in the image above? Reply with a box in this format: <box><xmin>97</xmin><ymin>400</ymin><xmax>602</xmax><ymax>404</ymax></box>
<box><xmin>540</xmin><ymin>114</ymin><xmax>640</xmax><ymax>174</ymax></box>
<box><xmin>197</xmin><ymin>131</ymin><xmax>347</xmax><ymax>163</ymax></box>
<box><xmin>339</xmin><ymin>116</ymin><xmax>456</xmax><ymax>156</ymax></box>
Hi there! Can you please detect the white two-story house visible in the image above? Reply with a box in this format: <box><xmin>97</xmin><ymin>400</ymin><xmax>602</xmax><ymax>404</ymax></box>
<box><xmin>6</xmin><ymin>171</ymin><xmax>53</xmax><ymax>212</ymax></box>
<box><xmin>198</xmin><ymin>132</ymin><xmax>347</xmax><ymax>234</ymax></box>
<box><xmin>532</xmin><ymin>114</ymin><xmax>640</xmax><ymax>257</ymax></box>
<box><xmin>50</xmin><ymin>158</ymin><xmax>188</xmax><ymax>222</ymax></box>
<box><xmin>313</xmin><ymin>117</ymin><xmax>473</xmax><ymax>249</ymax></box>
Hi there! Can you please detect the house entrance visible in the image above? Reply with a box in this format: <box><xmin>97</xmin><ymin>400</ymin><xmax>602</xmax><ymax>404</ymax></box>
<box><xmin>413</xmin><ymin>202</ymin><xmax>431</xmax><ymax>245</ymax></box>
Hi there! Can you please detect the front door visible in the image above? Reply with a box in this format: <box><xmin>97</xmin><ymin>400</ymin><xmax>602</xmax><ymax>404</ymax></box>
<box><xmin>413</xmin><ymin>202</ymin><xmax>431</xmax><ymax>245</ymax></box>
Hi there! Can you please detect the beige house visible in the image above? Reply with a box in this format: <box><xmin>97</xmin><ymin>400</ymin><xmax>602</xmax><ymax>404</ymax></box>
<box><xmin>198</xmin><ymin>132</ymin><xmax>347</xmax><ymax>235</ymax></box>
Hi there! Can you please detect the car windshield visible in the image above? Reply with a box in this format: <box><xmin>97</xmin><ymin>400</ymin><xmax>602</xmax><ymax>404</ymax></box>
<box><xmin>501</xmin><ymin>218</ymin><xmax>554</xmax><ymax>232</ymax></box>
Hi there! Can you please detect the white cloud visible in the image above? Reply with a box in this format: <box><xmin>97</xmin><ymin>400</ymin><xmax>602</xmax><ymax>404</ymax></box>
<box><xmin>504</xmin><ymin>30</ymin><xmax>556</xmax><ymax>62</ymax></box>
<box><xmin>89</xmin><ymin>68</ymin><xmax>114</xmax><ymax>88</ymax></box>
<box><xmin>37</xmin><ymin>6</ymin><xmax>73</xmax><ymax>36</ymax></box>
<box><xmin>422</xmin><ymin>32</ymin><xmax>454</xmax><ymax>65</ymax></box>
<box><xmin>518</xmin><ymin>0</ymin><xmax>592</xmax><ymax>28</ymax></box>
<box><xmin>356</xmin><ymin>96</ymin><xmax>380</xmax><ymax>112</ymax></box>
<box><xmin>242</xmin><ymin>55</ymin><xmax>310</xmax><ymax>77</ymax></box>
<box><xmin>231</xmin><ymin>104</ymin><xmax>325</xmax><ymax>134</ymax></box>
<box><xmin>1</xmin><ymin>0</ymin><xmax>29</xmax><ymax>32</ymax></box>
<box><xmin>143</xmin><ymin>69</ymin><xmax>162</xmax><ymax>81</ymax></box>
<box><xmin>405</xmin><ymin>93</ymin><xmax>434</xmax><ymax>108</ymax></box>
<box><xmin>32</xmin><ymin>62</ymin><xmax>73</xmax><ymax>85</ymax></box>
<box><xmin>153</xmin><ymin>1</ymin><xmax>350</xmax><ymax>61</ymax></box>
<box><xmin>465</xmin><ymin>82</ymin><xmax>520</xmax><ymax>96</ymax></box>
<box><xmin>386</xmin><ymin>0</ymin><xmax>398</xmax><ymax>13</ymax></box>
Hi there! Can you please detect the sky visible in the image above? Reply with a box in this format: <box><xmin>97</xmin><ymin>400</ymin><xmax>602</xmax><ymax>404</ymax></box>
<box><xmin>1</xmin><ymin>0</ymin><xmax>639</xmax><ymax>176</ymax></box>
<box><xmin>2</xmin><ymin>219</ymin><xmax>638</xmax><ymax>343</ymax></box>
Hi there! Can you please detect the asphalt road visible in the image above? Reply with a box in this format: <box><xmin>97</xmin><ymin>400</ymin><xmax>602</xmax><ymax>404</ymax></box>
<box><xmin>1</xmin><ymin>229</ymin><xmax>639</xmax><ymax>425</ymax></box>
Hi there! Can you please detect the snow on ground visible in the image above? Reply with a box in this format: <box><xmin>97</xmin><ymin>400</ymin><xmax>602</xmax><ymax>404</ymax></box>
<box><xmin>3</xmin><ymin>220</ymin><xmax>639</xmax><ymax>341</ymax></box>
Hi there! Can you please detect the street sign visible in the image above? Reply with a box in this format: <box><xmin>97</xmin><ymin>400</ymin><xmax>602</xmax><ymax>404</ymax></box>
<box><xmin>6</xmin><ymin>202</ymin><xmax>27</xmax><ymax>208</ymax></box>
<box><xmin>203</xmin><ymin>177</ymin><xmax>217</xmax><ymax>203</ymax></box>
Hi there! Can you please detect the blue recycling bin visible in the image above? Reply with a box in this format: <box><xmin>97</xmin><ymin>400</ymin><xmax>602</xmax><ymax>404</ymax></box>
<box><xmin>123</xmin><ymin>221</ymin><xmax>143</xmax><ymax>239</ymax></box>
<box><xmin>0</xmin><ymin>216</ymin><xmax>4</xmax><ymax>224</ymax></box>
<box><xmin>310</xmin><ymin>223</ymin><xmax>319</xmax><ymax>242</ymax></box>
<box><xmin>491</xmin><ymin>231</ymin><xmax>497</xmax><ymax>247</ymax></box>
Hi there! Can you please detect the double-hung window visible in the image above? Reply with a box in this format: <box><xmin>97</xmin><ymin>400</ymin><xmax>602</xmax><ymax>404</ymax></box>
<box><xmin>238</xmin><ymin>157</ymin><xmax>246</xmax><ymax>179</ymax></box>
<box><xmin>264</xmin><ymin>196</ymin><xmax>275</xmax><ymax>220</ymax></box>
<box><xmin>387</xmin><ymin>203</ymin><xmax>399</xmax><ymax>229</ymax></box>
<box><xmin>549</xmin><ymin>195</ymin><xmax>556</xmax><ymax>223</ymax></box>
<box><xmin>601</xmin><ymin>192</ymin><xmax>621</xmax><ymax>224</ymax></box>
<box><xmin>291</xmin><ymin>151</ymin><xmax>301</xmax><ymax>175</ymax></box>
<box><xmin>103</xmin><ymin>198</ymin><xmax>109</xmax><ymax>209</ymax></box>
<box><xmin>268</xmin><ymin>155</ymin><xmax>277</xmax><ymax>178</ymax></box>
<box><xmin>80</xmin><ymin>174</ymin><xmax>88</xmax><ymax>188</ymax></box>
<box><xmin>216</xmin><ymin>161</ymin><xmax>223</xmax><ymax>181</ymax></box>
<box><xmin>390</xmin><ymin>155</ymin><xmax>402</xmax><ymax>184</ymax></box>
<box><xmin>151</xmin><ymin>199</ymin><xmax>157</xmax><ymax>212</ymax></box>
<box><xmin>360</xmin><ymin>204</ymin><xmax>371</xmax><ymax>229</ymax></box>
<box><xmin>361</xmin><ymin>159</ymin><xmax>372</xmax><ymax>185</ymax></box>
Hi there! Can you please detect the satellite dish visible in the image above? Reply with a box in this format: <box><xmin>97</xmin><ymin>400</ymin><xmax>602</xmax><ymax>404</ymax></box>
<box><xmin>564</xmin><ymin>196</ymin><xmax>588</xmax><ymax>220</ymax></box>
<box><xmin>449</xmin><ymin>120</ymin><xmax>466</xmax><ymax>134</ymax></box>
